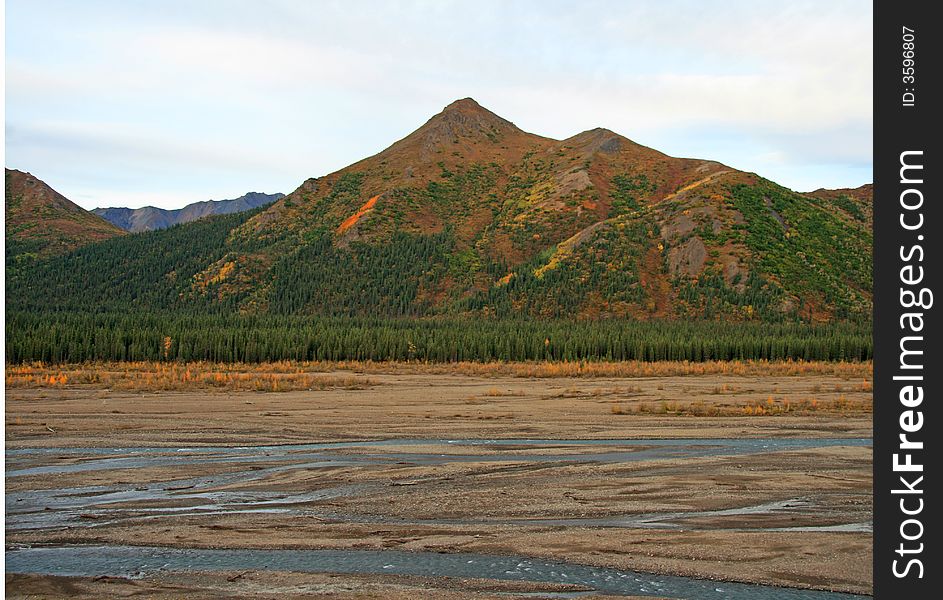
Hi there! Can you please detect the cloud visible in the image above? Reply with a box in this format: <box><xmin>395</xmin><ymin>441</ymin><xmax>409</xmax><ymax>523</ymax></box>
<box><xmin>7</xmin><ymin>120</ymin><xmax>283</xmax><ymax>171</ymax></box>
<box><xmin>4</xmin><ymin>0</ymin><xmax>872</xmax><ymax>207</ymax></box>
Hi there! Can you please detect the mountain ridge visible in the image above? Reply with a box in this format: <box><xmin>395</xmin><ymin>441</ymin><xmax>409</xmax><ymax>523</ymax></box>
<box><xmin>93</xmin><ymin>192</ymin><xmax>284</xmax><ymax>232</ymax></box>
<box><xmin>7</xmin><ymin>99</ymin><xmax>873</xmax><ymax>322</ymax></box>
<box><xmin>5</xmin><ymin>168</ymin><xmax>126</xmax><ymax>260</ymax></box>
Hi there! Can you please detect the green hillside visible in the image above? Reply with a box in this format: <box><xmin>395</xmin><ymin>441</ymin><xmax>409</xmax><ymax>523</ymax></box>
<box><xmin>5</xmin><ymin>100</ymin><xmax>872</xmax><ymax>363</ymax></box>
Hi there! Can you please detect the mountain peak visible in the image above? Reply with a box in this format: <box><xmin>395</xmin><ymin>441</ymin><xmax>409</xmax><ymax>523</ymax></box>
<box><xmin>563</xmin><ymin>127</ymin><xmax>637</xmax><ymax>156</ymax></box>
<box><xmin>370</xmin><ymin>98</ymin><xmax>546</xmax><ymax>165</ymax></box>
<box><xmin>422</xmin><ymin>98</ymin><xmax>516</xmax><ymax>133</ymax></box>
<box><xmin>6</xmin><ymin>168</ymin><xmax>125</xmax><ymax>257</ymax></box>
<box><xmin>442</xmin><ymin>97</ymin><xmax>485</xmax><ymax>112</ymax></box>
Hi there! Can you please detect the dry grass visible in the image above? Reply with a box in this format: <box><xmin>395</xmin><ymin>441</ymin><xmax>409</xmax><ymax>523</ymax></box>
<box><xmin>609</xmin><ymin>393</ymin><xmax>872</xmax><ymax>418</ymax></box>
<box><xmin>4</xmin><ymin>362</ymin><xmax>372</xmax><ymax>393</ymax></box>
<box><xmin>4</xmin><ymin>359</ymin><xmax>873</xmax><ymax>393</ymax></box>
<box><xmin>62</xmin><ymin>359</ymin><xmax>875</xmax><ymax>379</ymax></box>
<box><xmin>483</xmin><ymin>388</ymin><xmax>526</xmax><ymax>397</ymax></box>
<box><xmin>417</xmin><ymin>359</ymin><xmax>868</xmax><ymax>379</ymax></box>
<box><xmin>30</xmin><ymin>359</ymin><xmax>878</xmax><ymax>380</ymax></box>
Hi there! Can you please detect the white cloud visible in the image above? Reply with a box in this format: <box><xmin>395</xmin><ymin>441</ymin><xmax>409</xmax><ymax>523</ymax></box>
<box><xmin>5</xmin><ymin>0</ymin><xmax>873</xmax><ymax>207</ymax></box>
<box><xmin>7</xmin><ymin>120</ymin><xmax>290</xmax><ymax>172</ymax></box>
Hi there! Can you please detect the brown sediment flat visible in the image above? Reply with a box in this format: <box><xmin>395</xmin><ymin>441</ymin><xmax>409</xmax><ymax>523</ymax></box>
<box><xmin>6</xmin><ymin>368</ymin><xmax>872</xmax><ymax>597</ymax></box>
<box><xmin>5</xmin><ymin>571</ymin><xmax>648</xmax><ymax>599</ymax></box>
<box><xmin>6</xmin><ymin>370</ymin><xmax>872</xmax><ymax>447</ymax></box>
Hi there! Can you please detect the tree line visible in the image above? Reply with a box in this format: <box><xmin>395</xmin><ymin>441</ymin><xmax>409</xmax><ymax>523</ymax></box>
<box><xmin>6</xmin><ymin>311</ymin><xmax>872</xmax><ymax>364</ymax></box>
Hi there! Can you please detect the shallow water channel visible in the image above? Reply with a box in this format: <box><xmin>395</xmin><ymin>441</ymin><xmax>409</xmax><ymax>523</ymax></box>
<box><xmin>6</xmin><ymin>438</ymin><xmax>872</xmax><ymax>598</ymax></box>
<box><xmin>5</xmin><ymin>545</ymin><xmax>869</xmax><ymax>599</ymax></box>
<box><xmin>6</xmin><ymin>437</ymin><xmax>871</xmax><ymax>530</ymax></box>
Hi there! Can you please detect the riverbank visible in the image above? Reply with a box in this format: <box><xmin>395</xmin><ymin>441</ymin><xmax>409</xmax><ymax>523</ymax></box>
<box><xmin>5</xmin><ymin>366</ymin><xmax>873</xmax><ymax>597</ymax></box>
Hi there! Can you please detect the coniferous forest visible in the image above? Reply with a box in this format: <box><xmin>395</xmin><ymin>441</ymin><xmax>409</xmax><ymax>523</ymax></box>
<box><xmin>5</xmin><ymin>99</ymin><xmax>873</xmax><ymax>366</ymax></box>
<box><xmin>5</xmin><ymin>211</ymin><xmax>869</xmax><ymax>364</ymax></box>
<box><xmin>5</xmin><ymin>311</ymin><xmax>871</xmax><ymax>364</ymax></box>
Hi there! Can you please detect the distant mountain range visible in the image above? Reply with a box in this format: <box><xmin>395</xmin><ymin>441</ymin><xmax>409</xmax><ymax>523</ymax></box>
<box><xmin>6</xmin><ymin>99</ymin><xmax>872</xmax><ymax>322</ymax></box>
<box><xmin>93</xmin><ymin>192</ymin><xmax>283</xmax><ymax>232</ymax></box>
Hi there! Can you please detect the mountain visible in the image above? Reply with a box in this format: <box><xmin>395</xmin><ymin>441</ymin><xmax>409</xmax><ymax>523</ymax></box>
<box><xmin>5</xmin><ymin>169</ymin><xmax>126</xmax><ymax>261</ymax></box>
<box><xmin>804</xmin><ymin>184</ymin><xmax>872</xmax><ymax>226</ymax></box>
<box><xmin>93</xmin><ymin>192</ymin><xmax>284</xmax><ymax>232</ymax></box>
<box><xmin>7</xmin><ymin>99</ymin><xmax>872</xmax><ymax>322</ymax></box>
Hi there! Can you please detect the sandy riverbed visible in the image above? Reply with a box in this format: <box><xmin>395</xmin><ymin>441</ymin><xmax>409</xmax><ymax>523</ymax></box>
<box><xmin>5</xmin><ymin>368</ymin><xmax>872</xmax><ymax>598</ymax></box>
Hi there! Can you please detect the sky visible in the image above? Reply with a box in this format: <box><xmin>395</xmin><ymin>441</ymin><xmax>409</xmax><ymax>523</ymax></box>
<box><xmin>5</xmin><ymin>0</ymin><xmax>873</xmax><ymax>210</ymax></box>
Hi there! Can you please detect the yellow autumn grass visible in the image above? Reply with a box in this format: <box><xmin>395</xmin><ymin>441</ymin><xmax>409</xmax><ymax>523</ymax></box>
<box><xmin>282</xmin><ymin>359</ymin><xmax>869</xmax><ymax>379</ymax></box>
<box><xmin>609</xmin><ymin>393</ymin><xmax>872</xmax><ymax>417</ymax></box>
<box><xmin>5</xmin><ymin>359</ymin><xmax>872</xmax><ymax>391</ymax></box>
<box><xmin>5</xmin><ymin>362</ymin><xmax>371</xmax><ymax>392</ymax></box>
